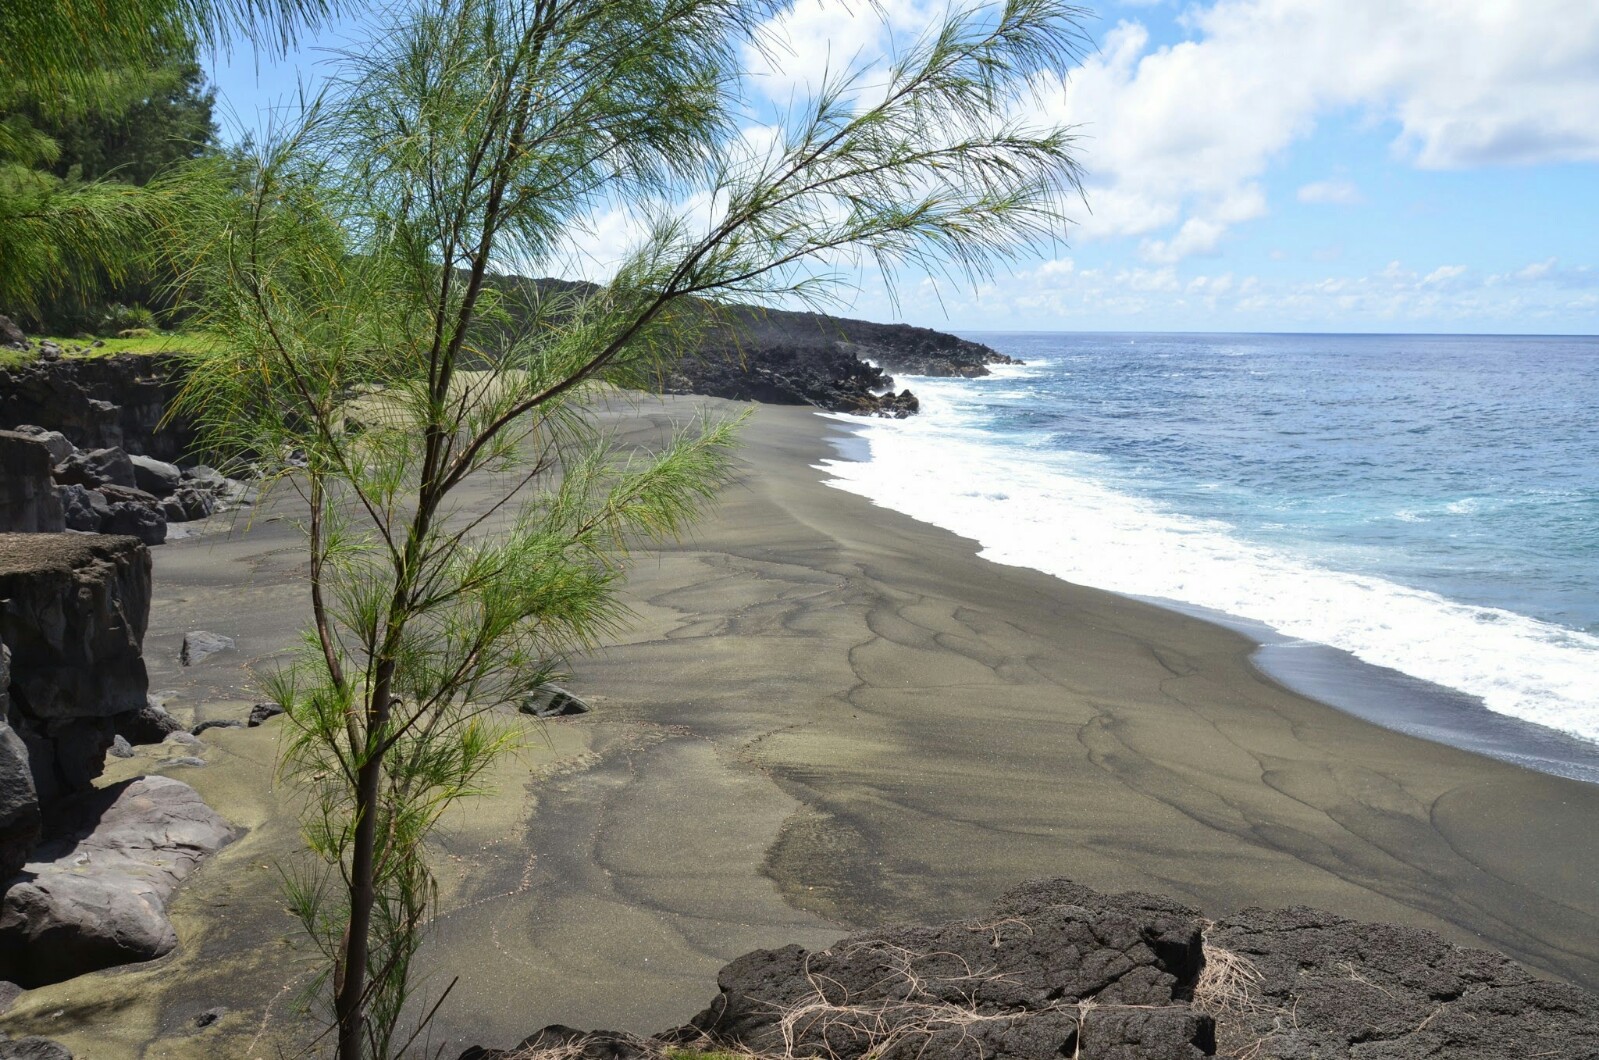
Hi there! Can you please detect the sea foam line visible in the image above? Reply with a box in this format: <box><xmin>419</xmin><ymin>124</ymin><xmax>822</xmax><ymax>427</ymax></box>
<box><xmin>816</xmin><ymin>388</ymin><xmax>1599</xmax><ymax>746</ymax></box>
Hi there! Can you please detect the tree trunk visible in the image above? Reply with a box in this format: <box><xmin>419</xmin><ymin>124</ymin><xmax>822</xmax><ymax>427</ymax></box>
<box><xmin>334</xmin><ymin>672</ymin><xmax>393</xmax><ymax>1059</ymax></box>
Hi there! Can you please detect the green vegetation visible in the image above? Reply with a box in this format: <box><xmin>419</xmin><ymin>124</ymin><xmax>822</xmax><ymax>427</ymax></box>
<box><xmin>166</xmin><ymin>0</ymin><xmax>1085</xmax><ymax>1055</ymax></box>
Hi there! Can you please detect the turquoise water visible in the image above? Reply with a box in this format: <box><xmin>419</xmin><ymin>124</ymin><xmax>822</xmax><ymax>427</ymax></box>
<box><xmin>819</xmin><ymin>332</ymin><xmax>1599</xmax><ymax>751</ymax></box>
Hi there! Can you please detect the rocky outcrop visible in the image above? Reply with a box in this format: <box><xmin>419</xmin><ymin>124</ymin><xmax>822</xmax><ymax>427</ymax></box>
<box><xmin>462</xmin><ymin>879</ymin><xmax>1599</xmax><ymax>1060</ymax></box>
<box><xmin>0</xmin><ymin>646</ymin><xmax>41</xmax><ymax>880</ymax></box>
<box><xmin>0</xmin><ymin>775</ymin><xmax>235</xmax><ymax>987</ymax></box>
<box><xmin>1206</xmin><ymin>905</ymin><xmax>1599</xmax><ymax>1059</ymax></box>
<box><xmin>0</xmin><ymin>433</ymin><xmax>64</xmax><ymax>534</ymax></box>
<box><xmin>0</xmin><ymin>534</ymin><xmax>151</xmax><ymax>803</ymax></box>
<box><xmin>687</xmin><ymin>878</ymin><xmax>1212</xmax><ymax>1060</ymax></box>
<box><xmin>0</xmin><ymin>354</ymin><xmax>194</xmax><ymax>463</ymax></box>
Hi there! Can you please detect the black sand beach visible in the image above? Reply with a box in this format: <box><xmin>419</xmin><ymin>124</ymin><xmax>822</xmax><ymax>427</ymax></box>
<box><xmin>4</xmin><ymin>397</ymin><xmax>1596</xmax><ymax>1058</ymax></box>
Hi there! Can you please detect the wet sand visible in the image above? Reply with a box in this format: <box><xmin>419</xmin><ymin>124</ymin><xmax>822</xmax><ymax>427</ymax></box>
<box><xmin>4</xmin><ymin>397</ymin><xmax>1597</xmax><ymax>1057</ymax></box>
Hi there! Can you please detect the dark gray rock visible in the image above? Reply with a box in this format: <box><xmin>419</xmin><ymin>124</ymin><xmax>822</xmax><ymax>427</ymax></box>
<box><xmin>0</xmin><ymin>353</ymin><xmax>195</xmax><ymax>461</ymax></box>
<box><xmin>180</xmin><ymin>465</ymin><xmax>227</xmax><ymax>491</ymax></box>
<box><xmin>53</xmin><ymin>447</ymin><xmax>137</xmax><ymax>490</ymax></box>
<box><xmin>114</xmin><ymin>699</ymin><xmax>184</xmax><ymax>745</ymax></box>
<box><xmin>100</xmin><ymin>500</ymin><xmax>167</xmax><ymax>545</ymax></box>
<box><xmin>0</xmin><ymin>432</ymin><xmax>65</xmax><ymax>533</ymax></box>
<box><xmin>191</xmin><ymin>719</ymin><xmax>243</xmax><ymax>735</ymax></box>
<box><xmin>56</xmin><ymin>484</ymin><xmax>106</xmax><ymax>532</ymax></box>
<box><xmin>1206</xmin><ymin>905</ymin><xmax>1599</xmax><ymax>1060</ymax></box>
<box><xmin>180</xmin><ymin>631</ymin><xmax>235</xmax><ymax>666</ymax></box>
<box><xmin>10</xmin><ymin>426</ymin><xmax>74</xmax><ymax>465</ymax></box>
<box><xmin>689</xmin><ymin>879</ymin><xmax>1210</xmax><ymax>1060</ymax></box>
<box><xmin>129</xmin><ymin>454</ymin><xmax>182</xmax><ymax>497</ymax></box>
<box><xmin>0</xmin><ymin>534</ymin><xmax>150</xmax><ymax>802</ymax></box>
<box><xmin>160</xmin><ymin>486</ymin><xmax>216</xmax><ymax>522</ymax></box>
<box><xmin>192</xmin><ymin>1006</ymin><xmax>227</xmax><ymax>1028</ymax></box>
<box><xmin>0</xmin><ymin>646</ymin><xmax>42</xmax><ymax>880</ymax></box>
<box><xmin>108</xmin><ymin>734</ymin><xmax>135</xmax><ymax>758</ymax></box>
<box><xmin>0</xmin><ymin>775</ymin><xmax>234</xmax><ymax>987</ymax></box>
<box><xmin>0</xmin><ymin>1036</ymin><xmax>74</xmax><ymax>1060</ymax></box>
<box><xmin>518</xmin><ymin>684</ymin><xmax>590</xmax><ymax>718</ymax></box>
<box><xmin>247</xmin><ymin>702</ymin><xmax>286</xmax><ymax>727</ymax></box>
<box><xmin>0</xmin><ymin>314</ymin><xmax>25</xmax><ymax>348</ymax></box>
<box><xmin>459</xmin><ymin>1026</ymin><xmax>656</xmax><ymax>1060</ymax></box>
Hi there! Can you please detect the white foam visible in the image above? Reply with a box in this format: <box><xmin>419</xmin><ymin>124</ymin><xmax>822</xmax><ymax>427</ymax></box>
<box><xmin>816</xmin><ymin>388</ymin><xmax>1599</xmax><ymax>745</ymax></box>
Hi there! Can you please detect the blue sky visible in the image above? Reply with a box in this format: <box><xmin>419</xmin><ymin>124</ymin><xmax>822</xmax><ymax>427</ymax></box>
<box><xmin>208</xmin><ymin>0</ymin><xmax>1599</xmax><ymax>334</ymax></box>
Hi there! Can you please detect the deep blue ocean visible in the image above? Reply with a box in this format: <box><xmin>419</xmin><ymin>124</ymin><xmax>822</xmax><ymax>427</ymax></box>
<box><xmin>818</xmin><ymin>332</ymin><xmax>1599</xmax><ymax>760</ymax></box>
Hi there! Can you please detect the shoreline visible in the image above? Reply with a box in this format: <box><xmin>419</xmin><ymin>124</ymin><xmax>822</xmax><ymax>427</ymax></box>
<box><xmin>4</xmin><ymin>397</ymin><xmax>1597</xmax><ymax>1058</ymax></box>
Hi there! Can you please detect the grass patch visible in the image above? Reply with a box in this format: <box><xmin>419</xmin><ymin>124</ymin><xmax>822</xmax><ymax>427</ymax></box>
<box><xmin>0</xmin><ymin>331</ymin><xmax>209</xmax><ymax>369</ymax></box>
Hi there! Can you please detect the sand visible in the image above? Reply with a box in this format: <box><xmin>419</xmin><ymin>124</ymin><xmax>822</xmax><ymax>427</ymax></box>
<box><xmin>4</xmin><ymin>397</ymin><xmax>1596</xmax><ymax>1057</ymax></box>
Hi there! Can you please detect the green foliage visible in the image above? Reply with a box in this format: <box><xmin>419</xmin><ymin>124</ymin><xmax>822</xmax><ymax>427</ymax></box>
<box><xmin>166</xmin><ymin>0</ymin><xmax>1086</xmax><ymax>1055</ymax></box>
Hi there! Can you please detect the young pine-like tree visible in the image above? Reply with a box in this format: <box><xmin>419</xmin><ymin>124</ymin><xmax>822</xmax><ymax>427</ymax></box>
<box><xmin>169</xmin><ymin>0</ymin><xmax>1087</xmax><ymax>1055</ymax></box>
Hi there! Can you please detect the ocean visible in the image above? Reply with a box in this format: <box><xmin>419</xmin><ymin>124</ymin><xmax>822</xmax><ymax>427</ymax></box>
<box><xmin>818</xmin><ymin>332</ymin><xmax>1599</xmax><ymax>783</ymax></box>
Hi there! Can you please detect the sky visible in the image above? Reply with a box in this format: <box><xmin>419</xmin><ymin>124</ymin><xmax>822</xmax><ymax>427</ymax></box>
<box><xmin>207</xmin><ymin>0</ymin><xmax>1599</xmax><ymax>334</ymax></box>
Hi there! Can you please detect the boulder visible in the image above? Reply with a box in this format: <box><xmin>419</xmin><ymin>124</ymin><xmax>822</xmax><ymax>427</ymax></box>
<box><xmin>53</xmin><ymin>447</ymin><xmax>137</xmax><ymax>490</ymax></box>
<box><xmin>0</xmin><ymin>775</ymin><xmax>234</xmax><ymax>987</ymax></box>
<box><xmin>518</xmin><ymin>684</ymin><xmax>589</xmax><ymax>718</ymax></box>
<box><xmin>247</xmin><ymin>702</ymin><xmax>286</xmax><ymax>727</ymax></box>
<box><xmin>0</xmin><ymin>1037</ymin><xmax>74</xmax><ymax>1060</ymax></box>
<box><xmin>10</xmin><ymin>426</ymin><xmax>74</xmax><ymax>464</ymax></box>
<box><xmin>100</xmin><ymin>500</ymin><xmax>167</xmax><ymax>546</ymax></box>
<box><xmin>0</xmin><ymin>646</ymin><xmax>43</xmax><ymax>880</ymax></box>
<box><xmin>108</xmin><ymin>735</ymin><xmax>134</xmax><ymax>758</ymax></box>
<box><xmin>180</xmin><ymin>465</ymin><xmax>227</xmax><ymax>491</ymax></box>
<box><xmin>56</xmin><ymin>484</ymin><xmax>106</xmax><ymax>532</ymax></box>
<box><xmin>0</xmin><ymin>432</ymin><xmax>65</xmax><ymax>533</ymax></box>
<box><xmin>181</xmin><ymin>631</ymin><xmax>235</xmax><ymax>666</ymax></box>
<box><xmin>0</xmin><ymin>314</ymin><xmax>25</xmax><ymax>348</ymax></box>
<box><xmin>0</xmin><ymin>534</ymin><xmax>151</xmax><ymax>801</ymax></box>
<box><xmin>114</xmin><ymin>698</ymin><xmax>184</xmax><ymax>745</ymax></box>
<box><xmin>129</xmin><ymin>454</ymin><xmax>182</xmax><ymax>497</ymax></box>
<box><xmin>160</xmin><ymin>486</ymin><xmax>216</xmax><ymax>522</ymax></box>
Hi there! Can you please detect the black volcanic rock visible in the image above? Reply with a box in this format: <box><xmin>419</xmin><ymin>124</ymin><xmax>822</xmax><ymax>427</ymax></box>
<box><xmin>462</xmin><ymin>878</ymin><xmax>1599</xmax><ymax>1060</ymax></box>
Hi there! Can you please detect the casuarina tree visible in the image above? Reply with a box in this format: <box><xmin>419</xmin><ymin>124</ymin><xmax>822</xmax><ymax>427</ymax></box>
<box><xmin>169</xmin><ymin>0</ymin><xmax>1087</xmax><ymax>1055</ymax></box>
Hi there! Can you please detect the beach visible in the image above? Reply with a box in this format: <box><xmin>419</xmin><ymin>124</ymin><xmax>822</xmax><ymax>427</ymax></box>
<box><xmin>5</xmin><ymin>396</ymin><xmax>1597</xmax><ymax>1058</ymax></box>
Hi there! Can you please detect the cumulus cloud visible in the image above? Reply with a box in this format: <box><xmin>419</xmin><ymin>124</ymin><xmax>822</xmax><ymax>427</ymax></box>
<box><xmin>1037</xmin><ymin>0</ymin><xmax>1599</xmax><ymax>258</ymax></box>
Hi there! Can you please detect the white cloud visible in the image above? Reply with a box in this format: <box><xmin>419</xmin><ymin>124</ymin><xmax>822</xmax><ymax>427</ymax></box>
<box><xmin>1297</xmin><ymin>179</ymin><xmax>1363</xmax><ymax>205</ymax></box>
<box><xmin>1035</xmin><ymin>1</ymin><xmax>1599</xmax><ymax>258</ymax></box>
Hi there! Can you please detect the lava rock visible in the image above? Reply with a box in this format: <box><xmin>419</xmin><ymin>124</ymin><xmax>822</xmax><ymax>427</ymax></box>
<box><xmin>10</xmin><ymin>426</ymin><xmax>74</xmax><ymax>465</ymax></box>
<box><xmin>459</xmin><ymin>1027</ymin><xmax>656</xmax><ymax>1060</ymax></box>
<box><xmin>180</xmin><ymin>465</ymin><xmax>227</xmax><ymax>491</ymax></box>
<box><xmin>0</xmin><ymin>1036</ymin><xmax>74</xmax><ymax>1060</ymax></box>
<box><xmin>518</xmin><ymin>684</ymin><xmax>590</xmax><ymax>718</ymax></box>
<box><xmin>0</xmin><ymin>432</ymin><xmax>65</xmax><ymax>533</ymax></box>
<box><xmin>0</xmin><ymin>315</ymin><xmax>25</xmax><ymax>348</ymax></box>
<box><xmin>108</xmin><ymin>735</ymin><xmax>135</xmax><ymax>758</ymax></box>
<box><xmin>0</xmin><ymin>646</ymin><xmax>42</xmax><ymax>880</ymax></box>
<box><xmin>180</xmin><ymin>631</ymin><xmax>235</xmax><ymax>666</ymax></box>
<box><xmin>100</xmin><ymin>500</ymin><xmax>167</xmax><ymax>545</ymax></box>
<box><xmin>192</xmin><ymin>1006</ymin><xmax>227</xmax><ymax>1029</ymax></box>
<box><xmin>54</xmin><ymin>446</ymin><xmax>138</xmax><ymax>490</ymax></box>
<box><xmin>160</xmin><ymin>486</ymin><xmax>216</xmax><ymax>522</ymax></box>
<box><xmin>247</xmin><ymin>702</ymin><xmax>286</xmax><ymax>727</ymax></box>
<box><xmin>129</xmin><ymin>454</ymin><xmax>182</xmax><ymax>497</ymax></box>
<box><xmin>0</xmin><ymin>534</ymin><xmax>151</xmax><ymax>801</ymax></box>
<box><xmin>56</xmin><ymin>483</ymin><xmax>107</xmax><ymax>532</ymax></box>
<box><xmin>689</xmin><ymin>878</ymin><xmax>1211</xmax><ymax>1060</ymax></box>
<box><xmin>191</xmin><ymin>719</ymin><xmax>243</xmax><ymax>735</ymax></box>
<box><xmin>1206</xmin><ymin>905</ymin><xmax>1599</xmax><ymax>1059</ymax></box>
<box><xmin>114</xmin><ymin>698</ymin><xmax>185</xmax><ymax>745</ymax></box>
<box><xmin>0</xmin><ymin>775</ymin><xmax>234</xmax><ymax>987</ymax></box>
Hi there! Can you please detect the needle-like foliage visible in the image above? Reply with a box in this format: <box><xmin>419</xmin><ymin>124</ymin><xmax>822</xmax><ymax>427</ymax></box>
<box><xmin>166</xmin><ymin>0</ymin><xmax>1087</xmax><ymax>1056</ymax></box>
